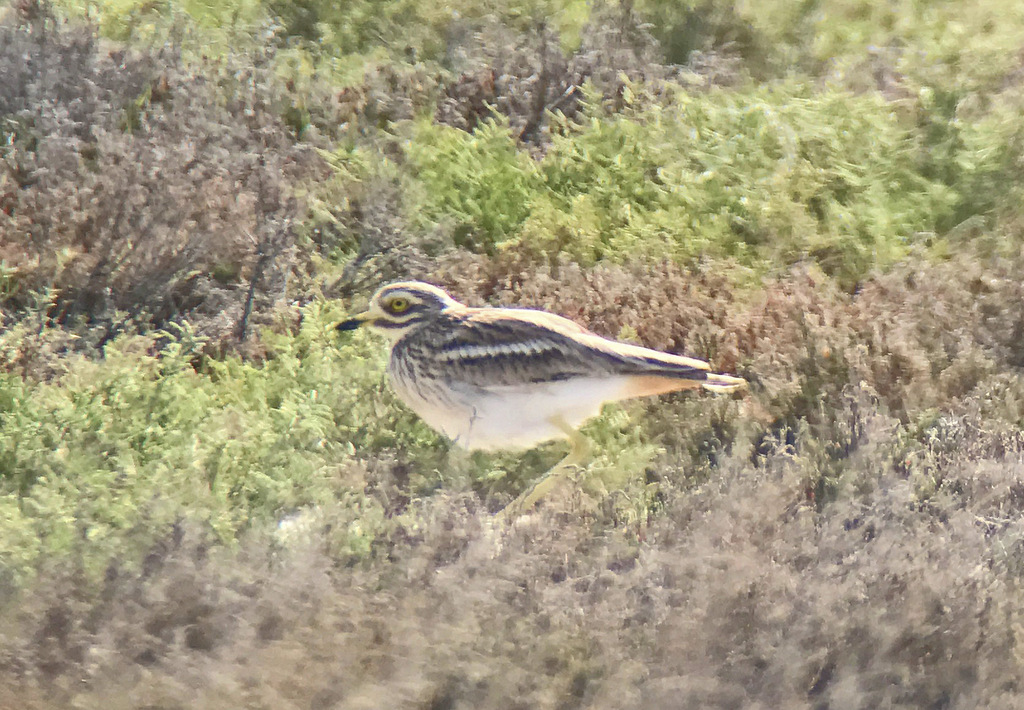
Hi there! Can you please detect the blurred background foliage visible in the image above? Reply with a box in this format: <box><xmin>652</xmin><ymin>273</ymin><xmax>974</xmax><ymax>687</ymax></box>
<box><xmin>3</xmin><ymin>0</ymin><xmax>1024</xmax><ymax>706</ymax></box>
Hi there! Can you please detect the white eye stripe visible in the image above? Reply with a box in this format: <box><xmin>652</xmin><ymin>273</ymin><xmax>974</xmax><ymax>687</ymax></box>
<box><xmin>437</xmin><ymin>341</ymin><xmax>555</xmax><ymax>361</ymax></box>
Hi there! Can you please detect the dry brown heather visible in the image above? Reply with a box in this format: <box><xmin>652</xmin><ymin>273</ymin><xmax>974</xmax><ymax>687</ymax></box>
<box><xmin>0</xmin><ymin>17</ymin><xmax>325</xmax><ymax>350</ymax></box>
<box><xmin>2</xmin><ymin>251</ymin><xmax>1024</xmax><ymax>708</ymax></box>
<box><xmin>4</xmin><ymin>2</ymin><xmax>1024</xmax><ymax>708</ymax></box>
<box><xmin>2</xmin><ymin>430</ymin><xmax>1023</xmax><ymax>710</ymax></box>
<box><xmin>436</xmin><ymin>249</ymin><xmax>1024</xmax><ymax>427</ymax></box>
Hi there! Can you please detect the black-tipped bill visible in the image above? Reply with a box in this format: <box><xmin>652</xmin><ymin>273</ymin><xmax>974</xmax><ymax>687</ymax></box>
<box><xmin>337</xmin><ymin>315</ymin><xmax>369</xmax><ymax>331</ymax></box>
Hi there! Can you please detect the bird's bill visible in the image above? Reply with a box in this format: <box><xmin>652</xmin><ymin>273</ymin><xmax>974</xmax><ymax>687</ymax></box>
<box><xmin>337</xmin><ymin>310</ymin><xmax>375</xmax><ymax>331</ymax></box>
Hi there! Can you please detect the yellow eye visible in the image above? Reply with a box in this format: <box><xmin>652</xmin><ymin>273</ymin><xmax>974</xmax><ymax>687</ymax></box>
<box><xmin>388</xmin><ymin>297</ymin><xmax>410</xmax><ymax>313</ymax></box>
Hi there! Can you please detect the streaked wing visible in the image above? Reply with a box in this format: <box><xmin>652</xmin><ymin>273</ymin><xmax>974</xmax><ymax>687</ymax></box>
<box><xmin>432</xmin><ymin>307</ymin><xmax>711</xmax><ymax>389</ymax></box>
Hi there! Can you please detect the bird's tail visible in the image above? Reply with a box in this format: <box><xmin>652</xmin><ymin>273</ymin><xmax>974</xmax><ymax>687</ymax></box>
<box><xmin>702</xmin><ymin>372</ymin><xmax>747</xmax><ymax>394</ymax></box>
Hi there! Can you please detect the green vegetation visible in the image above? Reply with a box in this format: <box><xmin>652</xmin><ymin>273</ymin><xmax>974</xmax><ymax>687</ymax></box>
<box><xmin>3</xmin><ymin>0</ymin><xmax>1024</xmax><ymax>706</ymax></box>
<box><xmin>405</xmin><ymin>87</ymin><xmax>1019</xmax><ymax>281</ymax></box>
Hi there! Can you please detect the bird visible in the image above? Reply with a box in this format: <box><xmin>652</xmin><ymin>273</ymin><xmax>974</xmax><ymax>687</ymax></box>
<box><xmin>338</xmin><ymin>281</ymin><xmax>746</xmax><ymax>515</ymax></box>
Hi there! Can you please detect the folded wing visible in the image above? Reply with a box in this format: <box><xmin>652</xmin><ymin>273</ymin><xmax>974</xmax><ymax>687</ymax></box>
<box><xmin>429</xmin><ymin>308</ymin><xmax>743</xmax><ymax>396</ymax></box>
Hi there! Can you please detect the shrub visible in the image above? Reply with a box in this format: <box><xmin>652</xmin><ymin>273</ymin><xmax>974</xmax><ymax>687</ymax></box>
<box><xmin>0</xmin><ymin>12</ymin><xmax>322</xmax><ymax>344</ymax></box>
<box><xmin>436</xmin><ymin>3</ymin><xmax>673</xmax><ymax>143</ymax></box>
<box><xmin>435</xmin><ymin>245</ymin><xmax>1024</xmax><ymax>489</ymax></box>
<box><xmin>4</xmin><ymin>3</ymin><xmax>1024</xmax><ymax>707</ymax></box>
<box><xmin>3</xmin><ymin>410</ymin><xmax>1024</xmax><ymax>708</ymax></box>
<box><xmin>810</xmin><ymin>0</ymin><xmax>1024</xmax><ymax>93</ymax></box>
<box><xmin>632</xmin><ymin>0</ymin><xmax>1024</xmax><ymax>96</ymax></box>
<box><xmin>406</xmin><ymin>119</ymin><xmax>543</xmax><ymax>250</ymax></box>
<box><xmin>408</xmin><ymin>85</ymin><xmax>1017</xmax><ymax>285</ymax></box>
<box><xmin>0</xmin><ymin>301</ymin><xmax>451</xmax><ymax>583</ymax></box>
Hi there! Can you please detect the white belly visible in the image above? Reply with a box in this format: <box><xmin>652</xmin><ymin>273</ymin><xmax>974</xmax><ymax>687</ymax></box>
<box><xmin>390</xmin><ymin>376</ymin><xmax>632</xmax><ymax>452</ymax></box>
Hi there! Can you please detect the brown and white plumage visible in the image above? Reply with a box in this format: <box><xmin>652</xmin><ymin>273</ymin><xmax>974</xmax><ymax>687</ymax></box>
<box><xmin>338</xmin><ymin>281</ymin><xmax>745</xmax><ymax>452</ymax></box>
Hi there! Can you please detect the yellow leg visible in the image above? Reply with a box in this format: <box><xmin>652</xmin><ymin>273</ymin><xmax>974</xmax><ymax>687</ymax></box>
<box><xmin>498</xmin><ymin>416</ymin><xmax>591</xmax><ymax>520</ymax></box>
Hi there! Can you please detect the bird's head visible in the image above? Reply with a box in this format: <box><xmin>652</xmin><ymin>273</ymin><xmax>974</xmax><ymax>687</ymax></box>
<box><xmin>337</xmin><ymin>281</ymin><xmax>460</xmax><ymax>342</ymax></box>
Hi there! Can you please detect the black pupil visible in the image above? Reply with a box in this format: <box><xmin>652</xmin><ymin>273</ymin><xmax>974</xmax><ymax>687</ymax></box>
<box><xmin>392</xmin><ymin>299</ymin><xmax>406</xmax><ymax>311</ymax></box>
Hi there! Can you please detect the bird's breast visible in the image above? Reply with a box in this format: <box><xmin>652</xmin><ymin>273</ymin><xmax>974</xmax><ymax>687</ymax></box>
<box><xmin>386</xmin><ymin>346</ymin><xmax>630</xmax><ymax>452</ymax></box>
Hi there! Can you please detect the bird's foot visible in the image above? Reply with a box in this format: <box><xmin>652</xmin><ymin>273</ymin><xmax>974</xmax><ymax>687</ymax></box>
<box><xmin>494</xmin><ymin>462</ymin><xmax>583</xmax><ymax>522</ymax></box>
<box><xmin>494</xmin><ymin>416</ymin><xmax>592</xmax><ymax>523</ymax></box>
